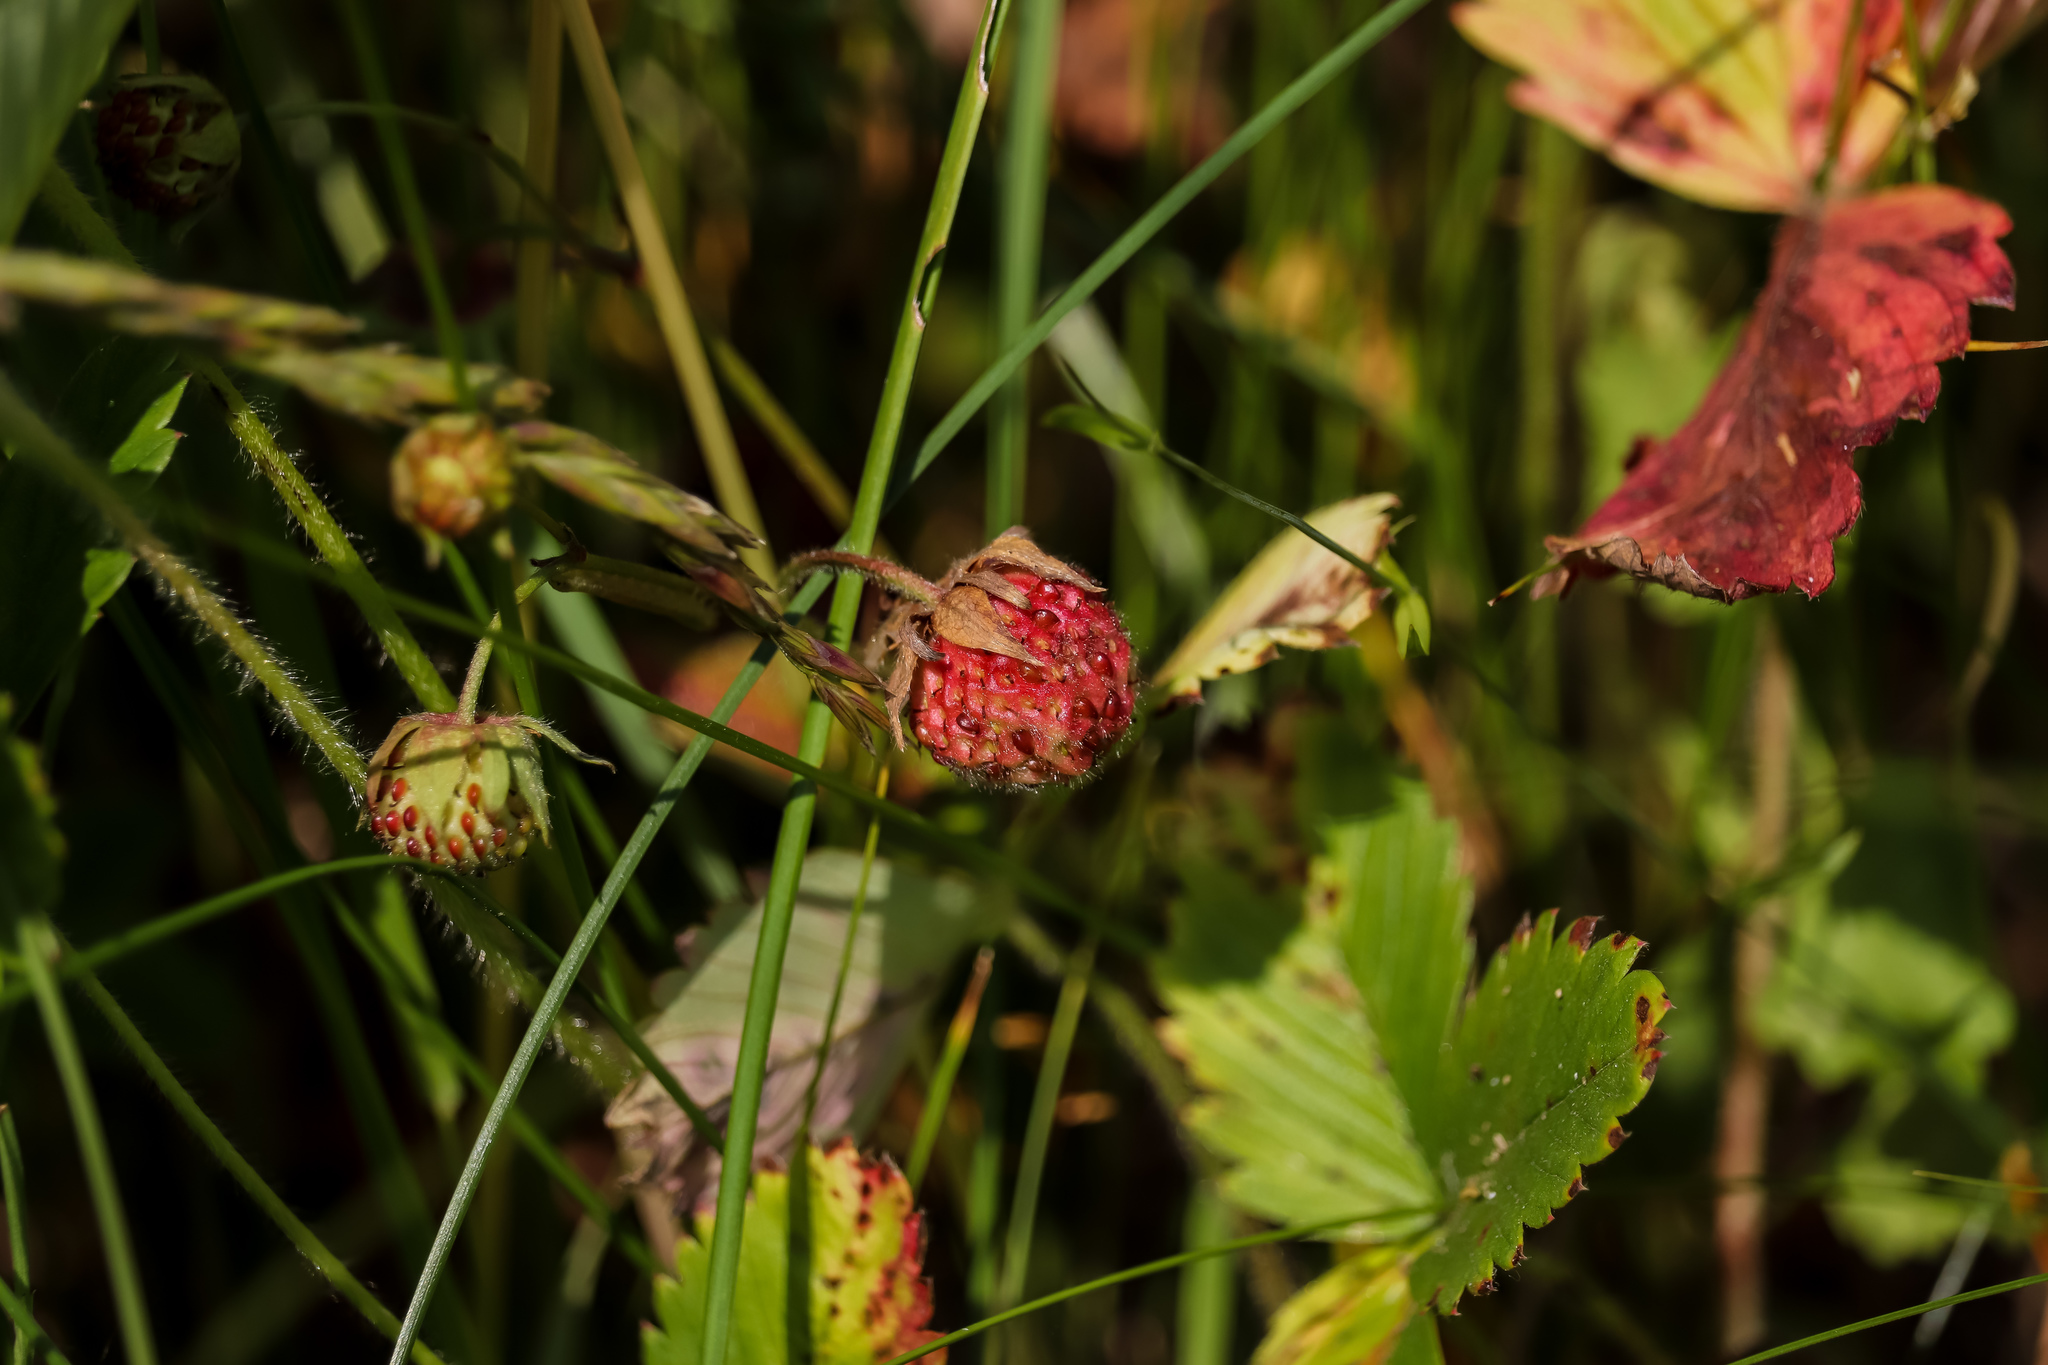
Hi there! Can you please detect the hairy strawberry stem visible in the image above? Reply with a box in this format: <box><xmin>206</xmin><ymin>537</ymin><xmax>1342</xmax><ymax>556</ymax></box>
<box><xmin>783</xmin><ymin>550</ymin><xmax>941</xmax><ymax>604</ymax></box>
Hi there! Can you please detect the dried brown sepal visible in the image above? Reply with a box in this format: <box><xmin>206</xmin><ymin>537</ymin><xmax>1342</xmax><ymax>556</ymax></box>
<box><xmin>928</xmin><ymin>586</ymin><xmax>1037</xmax><ymax>665</ymax></box>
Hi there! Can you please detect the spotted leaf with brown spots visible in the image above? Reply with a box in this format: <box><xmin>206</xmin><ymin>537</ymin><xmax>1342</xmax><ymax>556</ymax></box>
<box><xmin>1406</xmin><ymin>911</ymin><xmax>1670</xmax><ymax>1312</ymax></box>
<box><xmin>642</xmin><ymin>1139</ymin><xmax>946</xmax><ymax>1365</ymax></box>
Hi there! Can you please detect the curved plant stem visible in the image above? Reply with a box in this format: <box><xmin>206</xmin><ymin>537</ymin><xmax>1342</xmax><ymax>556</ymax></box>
<box><xmin>906</xmin><ymin>0</ymin><xmax>1434</xmax><ymax>490</ymax></box>
<box><xmin>0</xmin><ymin>1106</ymin><xmax>27</xmax><ymax>1365</ymax></box>
<box><xmin>905</xmin><ymin>945</ymin><xmax>996</xmax><ymax>1190</ymax></box>
<box><xmin>994</xmin><ymin>934</ymin><xmax>1096</xmax><ymax>1319</ymax></box>
<box><xmin>0</xmin><ymin>373</ymin><xmax>367</xmax><ymax>787</ymax></box>
<box><xmin>557</xmin><ymin>0</ymin><xmax>770</xmax><ymax>579</ymax></box>
<box><xmin>987</xmin><ymin>0</ymin><xmax>1065</xmax><ymax>536</ymax></box>
<box><xmin>18</xmin><ymin>916</ymin><xmax>158</xmax><ymax>1365</ymax></box>
<box><xmin>380</xmin><ymin>613</ymin><xmax>818</xmax><ymax>1365</ymax></box>
<box><xmin>515</xmin><ymin>0</ymin><xmax>565</xmax><ymax>379</ymax></box>
<box><xmin>879</xmin><ymin>1208</ymin><xmax>1427</xmax><ymax>1365</ymax></box>
<box><xmin>329</xmin><ymin>0</ymin><xmax>474</xmax><ymax>405</ymax></box>
<box><xmin>73</xmin><ymin>968</ymin><xmax>450</xmax><ymax>1365</ymax></box>
<box><xmin>799</xmin><ymin>765</ymin><xmax>891</xmax><ymax>1137</ymax></box>
<box><xmin>0</xmin><ymin>1279</ymin><xmax>68</xmax><ymax>1365</ymax></box>
<box><xmin>206</xmin><ymin>533</ymin><xmax>1141</xmax><ymax>949</ymax></box>
<box><xmin>324</xmin><ymin>901</ymin><xmax>660</xmax><ymax>1273</ymax></box>
<box><xmin>32</xmin><ymin>165</ymin><xmax>456</xmax><ymax>712</ymax></box>
<box><xmin>1725</xmin><ymin>1270</ymin><xmax>2048</xmax><ymax>1364</ymax></box>
<box><xmin>698</xmin><ymin>4</ymin><xmax>1014</xmax><ymax>1345</ymax></box>
<box><xmin>138</xmin><ymin>0</ymin><xmax>160</xmax><ymax>74</ymax></box>
<box><xmin>0</xmin><ymin>856</ymin><xmax>425</xmax><ymax>1005</ymax></box>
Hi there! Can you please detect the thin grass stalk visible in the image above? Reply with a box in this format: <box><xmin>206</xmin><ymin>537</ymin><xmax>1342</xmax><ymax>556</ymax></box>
<box><xmin>994</xmin><ymin>935</ymin><xmax>1096</xmax><ymax>1320</ymax></box>
<box><xmin>0</xmin><ymin>375</ymin><xmax>366</xmax><ymax>786</ymax></box>
<box><xmin>710</xmin><ymin>337</ymin><xmax>854</xmax><ymax>532</ymax></box>
<box><xmin>438</xmin><ymin>879</ymin><xmax>723</xmax><ymax>1146</ymax></box>
<box><xmin>907</xmin><ymin>0</ymin><xmax>1434</xmax><ymax>488</ymax></box>
<box><xmin>987</xmin><ymin>0</ymin><xmax>1065</xmax><ymax>535</ymax></box>
<box><xmin>106</xmin><ymin>591</ymin><xmax>452</xmax><ymax>1336</ymax></box>
<box><xmin>557</xmin><ymin>0</ymin><xmax>770</xmax><ymax>578</ymax></box>
<box><xmin>198</xmin><ymin>0</ymin><xmax>346</xmax><ymax>303</ymax></box>
<box><xmin>0</xmin><ymin>1280</ymin><xmax>69</xmax><ymax>1365</ymax></box>
<box><xmin>17</xmin><ymin>916</ymin><xmax>158</xmax><ymax>1365</ymax></box>
<box><xmin>35</xmin><ymin>162</ymin><xmax>456</xmax><ymax>711</ymax></box>
<box><xmin>905</xmin><ymin>945</ymin><xmax>996</xmax><ymax>1189</ymax></box>
<box><xmin>380</xmin><ymin>617</ymin><xmax>815</xmax><ymax>1365</ymax></box>
<box><xmin>517</xmin><ymin>0</ymin><xmax>564</xmax><ymax>379</ymax></box>
<box><xmin>1174</xmin><ymin>1182</ymin><xmax>1235</xmax><ymax>1365</ymax></box>
<box><xmin>799</xmin><ymin>765</ymin><xmax>891</xmax><ymax>1136</ymax></box>
<box><xmin>0</xmin><ymin>856</ymin><xmax>433</xmax><ymax>1005</ymax></box>
<box><xmin>0</xmin><ymin>1107</ymin><xmax>28</xmax><ymax>1365</ymax></box>
<box><xmin>560</xmin><ymin>769</ymin><xmax>668</xmax><ymax>946</ymax></box>
<box><xmin>325</xmin><ymin>899</ymin><xmax>661</xmax><ymax>1273</ymax></box>
<box><xmin>1726</xmin><ymin>1270</ymin><xmax>2048</xmax><ymax>1364</ymax></box>
<box><xmin>694</xmin><ymin>6</ymin><xmax>1014</xmax><ymax>1350</ymax></box>
<box><xmin>330</xmin><ymin>0</ymin><xmax>474</xmax><ymax>404</ymax></box>
<box><xmin>884</xmin><ymin>1209</ymin><xmax>1420</xmax><ymax>1365</ymax></box>
<box><xmin>71</xmin><ymin>968</ymin><xmax>450</xmax><ymax>1365</ymax></box>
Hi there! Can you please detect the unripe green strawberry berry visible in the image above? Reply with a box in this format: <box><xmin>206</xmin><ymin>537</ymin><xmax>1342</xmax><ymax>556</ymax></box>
<box><xmin>94</xmin><ymin>74</ymin><xmax>241</xmax><ymax>218</ymax></box>
<box><xmin>391</xmin><ymin>414</ymin><xmax>515</xmax><ymax>541</ymax></box>
<box><xmin>365</xmin><ymin>714</ymin><xmax>550</xmax><ymax>872</ymax></box>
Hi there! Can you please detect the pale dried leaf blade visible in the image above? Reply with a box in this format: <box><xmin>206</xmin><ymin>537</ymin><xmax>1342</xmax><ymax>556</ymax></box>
<box><xmin>240</xmin><ymin>344</ymin><xmax>547</xmax><ymax>424</ymax></box>
<box><xmin>1155</xmin><ymin>494</ymin><xmax>1398</xmax><ymax>702</ymax></box>
<box><xmin>929</xmin><ymin>586</ymin><xmax>1036</xmax><ymax>664</ymax></box>
<box><xmin>0</xmin><ymin>249</ymin><xmax>362</xmax><ymax>343</ymax></box>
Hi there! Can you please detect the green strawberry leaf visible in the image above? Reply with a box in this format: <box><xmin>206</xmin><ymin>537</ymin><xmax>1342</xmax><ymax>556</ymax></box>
<box><xmin>643</xmin><ymin>1140</ymin><xmax>945</xmax><ymax>1365</ymax></box>
<box><xmin>1321</xmin><ymin>787</ymin><xmax>1474</xmax><ymax>1146</ymax></box>
<box><xmin>1156</xmin><ymin>863</ymin><xmax>1437</xmax><ymax>1238</ymax></box>
<box><xmin>107</xmin><ymin>373</ymin><xmax>188</xmax><ymax>476</ymax></box>
<box><xmin>1406</xmin><ymin>911</ymin><xmax>1669</xmax><ymax>1310</ymax></box>
<box><xmin>1251</xmin><ymin>1247</ymin><xmax>1421</xmax><ymax>1365</ymax></box>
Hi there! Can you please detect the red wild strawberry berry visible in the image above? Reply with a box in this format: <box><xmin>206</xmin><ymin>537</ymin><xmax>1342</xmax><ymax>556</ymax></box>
<box><xmin>790</xmin><ymin>529</ymin><xmax>1135</xmax><ymax>789</ymax></box>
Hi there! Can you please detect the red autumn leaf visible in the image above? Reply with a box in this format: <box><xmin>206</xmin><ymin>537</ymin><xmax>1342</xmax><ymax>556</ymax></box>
<box><xmin>1539</xmin><ymin>184</ymin><xmax>2013</xmax><ymax>602</ymax></box>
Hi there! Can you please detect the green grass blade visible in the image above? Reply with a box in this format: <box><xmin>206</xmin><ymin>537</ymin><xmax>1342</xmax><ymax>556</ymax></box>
<box><xmin>381</xmin><ymin>621</ymin><xmax>802</xmax><ymax>1365</ymax></box>
<box><xmin>1726</xmin><ymin>1270</ymin><xmax>2048</xmax><ymax>1364</ymax></box>
<box><xmin>0</xmin><ymin>855</ymin><xmax>423</xmax><ymax>1006</ymax></box>
<box><xmin>323</xmin><ymin>896</ymin><xmax>661</xmax><ymax>1275</ymax></box>
<box><xmin>71</xmin><ymin>967</ymin><xmax>450</xmax><ymax>1365</ymax></box>
<box><xmin>437</xmin><ymin>877</ymin><xmax>723</xmax><ymax>1150</ymax></box>
<box><xmin>328</xmin><ymin>0</ymin><xmax>472</xmax><ymax>404</ymax></box>
<box><xmin>994</xmin><ymin>937</ymin><xmax>1096</xmax><ymax>1319</ymax></box>
<box><xmin>0</xmin><ymin>1277</ymin><xmax>69</xmax><ymax>1365</ymax></box>
<box><xmin>906</xmin><ymin>946</ymin><xmax>996</xmax><ymax>1190</ymax></box>
<box><xmin>881</xmin><ymin>1209</ymin><xmax>1432</xmax><ymax>1365</ymax></box>
<box><xmin>905</xmin><ymin>0</ymin><xmax>1435</xmax><ymax>492</ymax></box>
<box><xmin>799</xmin><ymin>766</ymin><xmax>890</xmax><ymax>1137</ymax></box>
<box><xmin>986</xmin><ymin>0</ymin><xmax>1065</xmax><ymax>535</ymax></box>
<box><xmin>1</xmin><ymin>1105</ymin><xmax>29</xmax><ymax>1365</ymax></box>
<box><xmin>18</xmin><ymin>916</ymin><xmax>158</xmax><ymax>1365</ymax></box>
<box><xmin>1175</xmin><ymin>1183</ymin><xmax>1237</xmax><ymax>1365</ymax></box>
<box><xmin>694</xmin><ymin>0</ymin><xmax>1013</xmax><ymax>1352</ymax></box>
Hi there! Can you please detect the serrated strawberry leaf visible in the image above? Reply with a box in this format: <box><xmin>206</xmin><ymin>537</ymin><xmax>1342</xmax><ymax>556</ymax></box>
<box><xmin>1155</xmin><ymin>866</ymin><xmax>1438</xmax><ymax>1238</ymax></box>
<box><xmin>644</xmin><ymin>1139</ymin><xmax>946</xmax><ymax>1365</ymax></box>
<box><xmin>1541</xmin><ymin>186</ymin><xmax>2013</xmax><ymax>602</ymax></box>
<box><xmin>1406</xmin><ymin>911</ymin><xmax>1670</xmax><ymax>1311</ymax></box>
